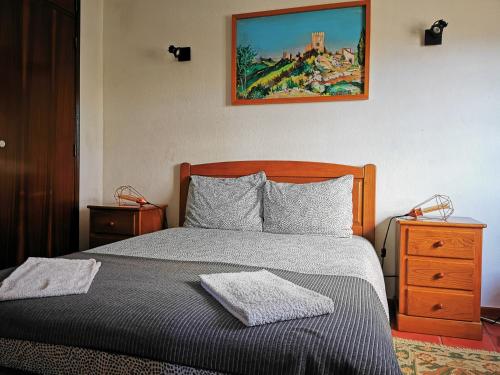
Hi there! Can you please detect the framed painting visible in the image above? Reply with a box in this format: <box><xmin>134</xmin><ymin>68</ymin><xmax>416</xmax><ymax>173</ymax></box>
<box><xmin>231</xmin><ymin>0</ymin><xmax>370</xmax><ymax>105</ymax></box>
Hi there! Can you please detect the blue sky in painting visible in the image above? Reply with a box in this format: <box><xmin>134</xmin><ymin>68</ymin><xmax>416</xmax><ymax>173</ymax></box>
<box><xmin>237</xmin><ymin>6</ymin><xmax>365</xmax><ymax>58</ymax></box>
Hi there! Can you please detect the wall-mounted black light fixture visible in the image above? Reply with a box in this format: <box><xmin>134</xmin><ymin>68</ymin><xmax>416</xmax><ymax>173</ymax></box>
<box><xmin>424</xmin><ymin>20</ymin><xmax>448</xmax><ymax>45</ymax></box>
<box><xmin>168</xmin><ymin>45</ymin><xmax>191</xmax><ymax>61</ymax></box>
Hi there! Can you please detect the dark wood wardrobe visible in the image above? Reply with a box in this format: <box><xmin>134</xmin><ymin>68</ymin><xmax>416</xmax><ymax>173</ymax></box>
<box><xmin>0</xmin><ymin>0</ymin><xmax>79</xmax><ymax>269</ymax></box>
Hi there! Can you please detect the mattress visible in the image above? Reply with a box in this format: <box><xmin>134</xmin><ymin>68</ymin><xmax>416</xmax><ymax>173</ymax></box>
<box><xmin>0</xmin><ymin>228</ymin><xmax>401</xmax><ymax>375</ymax></box>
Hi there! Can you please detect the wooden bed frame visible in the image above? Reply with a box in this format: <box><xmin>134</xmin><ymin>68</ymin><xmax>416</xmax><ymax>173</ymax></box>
<box><xmin>179</xmin><ymin>161</ymin><xmax>376</xmax><ymax>244</ymax></box>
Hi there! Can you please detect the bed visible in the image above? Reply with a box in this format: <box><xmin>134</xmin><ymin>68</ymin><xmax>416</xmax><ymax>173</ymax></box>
<box><xmin>0</xmin><ymin>161</ymin><xmax>401</xmax><ymax>375</ymax></box>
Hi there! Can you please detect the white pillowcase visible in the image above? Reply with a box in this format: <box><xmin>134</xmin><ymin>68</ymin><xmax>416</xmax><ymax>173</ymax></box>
<box><xmin>263</xmin><ymin>175</ymin><xmax>353</xmax><ymax>236</ymax></box>
<box><xmin>184</xmin><ymin>172</ymin><xmax>266</xmax><ymax>232</ymax></box>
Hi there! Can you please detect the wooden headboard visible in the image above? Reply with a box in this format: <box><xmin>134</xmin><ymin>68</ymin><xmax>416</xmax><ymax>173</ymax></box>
<box><xmin>179</xmin><ymin>161</ymin><xmax>376</xmax><ymax>244</ymax></box>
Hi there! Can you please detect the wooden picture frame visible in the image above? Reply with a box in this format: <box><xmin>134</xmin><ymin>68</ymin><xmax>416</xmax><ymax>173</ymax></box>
<box><xmin>231</xmin><ymin>0</ymin><xmax>371</xmax><ymax>105</ymax></box>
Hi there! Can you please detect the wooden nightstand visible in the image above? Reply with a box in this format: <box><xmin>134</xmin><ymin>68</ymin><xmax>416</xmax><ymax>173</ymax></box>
<box><xmin>87</xmin><ymin>204</ymin><xmax>167</xmax><ymax>248</ymax></box>
<box><xmin>396</xmin><ymin>217</ymin><xmax>486</xmax><ymax>340</ymax></box>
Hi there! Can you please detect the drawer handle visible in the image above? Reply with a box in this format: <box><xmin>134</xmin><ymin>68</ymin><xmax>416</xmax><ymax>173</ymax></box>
<box><xmin>108</xmin><ymin>221</ymin><xmax>116</xmax><ymax>227</ymax></box>
<box><xmin>434</xmin><ymin>303</ymin><xmax>444</xmax><ymax>310</ymax></box>
<box><xmin>434</xmin><ymin>272</ymin><xmax>445</xmax><ymax>279</ymax></box>
<box><xmin>433</xmin><ymin>240</ymin><xmax>445</xmax><ymax>248</ymax></box>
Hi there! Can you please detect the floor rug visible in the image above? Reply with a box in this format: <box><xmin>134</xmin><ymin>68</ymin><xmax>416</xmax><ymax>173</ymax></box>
<box><xmin>393</xmin><ymin>337</ymin><xmax>499</xmax><ymax>375</ymax></box>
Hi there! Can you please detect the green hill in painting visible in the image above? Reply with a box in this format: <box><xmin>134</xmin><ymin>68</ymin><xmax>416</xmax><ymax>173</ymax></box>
<box><xmin>236</xmin><ymin>30</ymin><xmax>366</xmax><ymax>100</ymax></box>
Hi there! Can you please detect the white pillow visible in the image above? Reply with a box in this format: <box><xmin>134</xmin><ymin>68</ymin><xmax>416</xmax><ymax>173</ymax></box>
<box><xmin>263</xmin><ymin>175</ymin><xmax>353</xmax><ymax>236</ymax></box>
<box><xmin>184</xmin><ymin>172</ymin><xmax>266</xmax><ymax>232</ymax></box>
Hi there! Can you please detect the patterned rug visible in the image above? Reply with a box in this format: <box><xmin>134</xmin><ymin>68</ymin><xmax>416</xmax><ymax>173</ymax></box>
<box><xmin>393</xmin><ymin>338</ymin><xmax>499</xmax><ymax>375</ymax></box>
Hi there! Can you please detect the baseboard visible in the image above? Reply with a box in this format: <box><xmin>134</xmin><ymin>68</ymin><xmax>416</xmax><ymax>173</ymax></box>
<box><xmin>481</xmin><ymin>306</ymin><xmax>500</xmax><ymax>319</ymax></box>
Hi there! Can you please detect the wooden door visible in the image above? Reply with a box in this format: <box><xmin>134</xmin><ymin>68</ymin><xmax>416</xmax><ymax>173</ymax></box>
<box><xmin>0</xmin><ymin>0</ymin><xmax>23</xmax><ymax>268</ymax></box>
<box><xmin>0</xmin><ymin>0</ymin><xmax>79</xmax><ymax>269</ymax></box>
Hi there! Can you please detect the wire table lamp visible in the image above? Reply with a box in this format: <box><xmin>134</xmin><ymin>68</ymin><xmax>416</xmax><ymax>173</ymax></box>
<box><xmin>407</xmin><ymin>194</ymin><xmax>454</xmax><ymax>220</ymax></box>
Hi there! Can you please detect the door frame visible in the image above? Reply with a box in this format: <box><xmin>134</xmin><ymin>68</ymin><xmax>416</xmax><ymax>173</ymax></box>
<box><xmin>74</xmin><ymin>0</ymin><xmax>80</xmax><ymax>250</ymax></box>
<box><xmin>45</xmin><ymin>0</ymin><xmax>81</xmax><ymax>250</ymax></box>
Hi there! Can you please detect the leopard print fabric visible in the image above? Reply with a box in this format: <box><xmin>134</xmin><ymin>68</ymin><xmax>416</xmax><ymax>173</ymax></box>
<box><xmin>0</xmin><ymin>338</ymin><xmax>222</xmax><ymax>375</ymax></box>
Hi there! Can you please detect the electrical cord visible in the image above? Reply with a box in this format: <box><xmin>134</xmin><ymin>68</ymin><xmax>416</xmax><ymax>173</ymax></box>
<box><xmin>146</xmin><ymin>201</ymin><xmax>168</xmax><ymax>229</ymax></box>
<box><xmin>380</xmin><ymin>215</ymin><xmax>407</xmax><ymax>269</ymax></box>
<box><xmin>146</xmin><ymin>201</ymin><xmax>162</xmax><ymax>209</ymax></box>
<box><xmin>112</xmin><ymin>186</ymin><xmax>168</xmax><ymax>228</ymax></box>
<box><xmin>481</xmin><ymin>316</ymin><xmax>500</xmax><ymax>325</ymax></box>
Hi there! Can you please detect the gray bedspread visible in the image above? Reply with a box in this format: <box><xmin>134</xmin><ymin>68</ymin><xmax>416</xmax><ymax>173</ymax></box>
<box><xmin>0</xmin><ymin>228</ymin><xmax>401</xmax><ymax>375</ymax></box>
<box><xmin>89</xmin><ymin>228</ymin><xmax>389</xmax><ymax>318</ymax></box>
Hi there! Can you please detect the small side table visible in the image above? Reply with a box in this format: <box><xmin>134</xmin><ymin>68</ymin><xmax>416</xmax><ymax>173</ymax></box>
<box><xmin>396</xmin><ymin>216</ymin><xmax>486</xmax><ymax>340</ymax></box>
<box><xmin>87</xmin><ymin>204</ymin><xmax>167</xmax><ymax>248</ymax></box>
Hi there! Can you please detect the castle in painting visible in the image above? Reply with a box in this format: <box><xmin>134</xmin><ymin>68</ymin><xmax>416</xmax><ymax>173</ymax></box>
<box><xmin>283</xmin><ymin>32</ymin><xmax>326</xmax><ymax>59</ymax></box>
<box><xmin>282</xmin><ymin>32</ymin><xmax>354</xmax><ymax>64</ymax></box>
<box><xmin>305</xmin><ymin>32</ymin><xmax>325</xmax><ymax>53</ymax></box>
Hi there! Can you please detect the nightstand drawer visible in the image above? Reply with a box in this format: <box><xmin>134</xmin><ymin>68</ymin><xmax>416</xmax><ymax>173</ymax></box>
<box><xmin>407</xmin><ymin>227</ymin><xmax>475</xmax><ymax>259</ymax></box>
<box><xmin>407</xmin><ymin>258</ymin><xmax>474</xmax><ymax>290</ymax></box>
<box><xmin>90</xmin><ymin>210</ymin><xmax>136</xmax><ymax>236</ymax></box>
<box><xmin>407</xmin><ymin>287</ymin><xmax>473</xmax><ymax>321</ymax></box>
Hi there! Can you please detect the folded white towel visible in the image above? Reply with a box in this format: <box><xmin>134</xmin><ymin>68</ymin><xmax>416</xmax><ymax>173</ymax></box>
<box><xmin>0</xmin><ymin>257</ymin><xmax>101</xmax><ymax>301</ymax></box>
<box><xmin>200</xmin><ymin>269</ymin><xmax>334</xmax><ymax>327</ymax></box>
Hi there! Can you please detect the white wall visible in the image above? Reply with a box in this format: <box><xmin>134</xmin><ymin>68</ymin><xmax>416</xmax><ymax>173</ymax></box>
<box><xmin>79</xmin><ymin>0</ymin><xmax>103</xmax><ymax>250</ymax></box>
<box><xmin>92</xmin><ymin>0</ymin><xmax>500</xmax><ymax>306</ymax></box>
